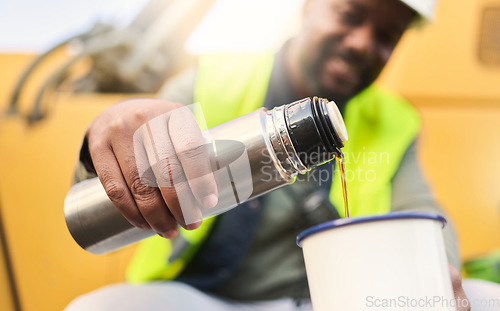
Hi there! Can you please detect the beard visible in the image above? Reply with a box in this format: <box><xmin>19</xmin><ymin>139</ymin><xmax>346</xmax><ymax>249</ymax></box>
<box><xmin>299</xmin><ymin>39</ymin><xmax>384</xmax><ymax>109</ymax></box>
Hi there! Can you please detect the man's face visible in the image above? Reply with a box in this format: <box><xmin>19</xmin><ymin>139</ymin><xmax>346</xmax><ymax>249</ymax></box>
<box><xmin>295</xmin><ymin>0</ymin><xmax>416</xmax><ymax>102</ymax></box>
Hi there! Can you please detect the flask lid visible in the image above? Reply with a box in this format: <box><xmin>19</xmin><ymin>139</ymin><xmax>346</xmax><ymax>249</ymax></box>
<box><xmin>325</xmin><ymin>100</ymin><xmax>348</xmax><ymax>143</ymax></box>
<box><xmin>284</xmin><ymin>97</ymin><xmax>348</xmax><ymax>168</ymax></box>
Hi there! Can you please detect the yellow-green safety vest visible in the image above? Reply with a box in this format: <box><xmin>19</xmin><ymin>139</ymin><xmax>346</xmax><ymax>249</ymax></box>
<box><xmin>126</xmin><ymin>52</ymin><xmax>421</xmax><ymax>283</ymax></box>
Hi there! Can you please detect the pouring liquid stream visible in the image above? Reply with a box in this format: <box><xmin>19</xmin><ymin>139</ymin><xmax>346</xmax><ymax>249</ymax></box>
<box><xmin>334</xmin><ymin>147</ymin><xmax>350</xmax><ymax>218</ymax></box>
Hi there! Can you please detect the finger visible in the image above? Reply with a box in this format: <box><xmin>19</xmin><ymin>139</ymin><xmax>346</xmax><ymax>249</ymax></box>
<box><xmin>88</xmin><ymin>136</ymin><xmax>150</xmax><ymax>230</ymax></box>
<box><xmin>112</xmin><ymin>125</ymin><xmax>179</xmax><ymax>238</ymax></box>
<box><xmin>448</xmin><ymin>263</ymin><xmax>470</xmax><ymax>311</ymax></box>
<box><xmin>142</xmin><ymin>112</ymin><xmax>203</xmax><ymax>229</ymax></box>
<box><xmin>168</xmin><ymin>106</ymin><xmax>218</xmax><ymax>208</ymax></box>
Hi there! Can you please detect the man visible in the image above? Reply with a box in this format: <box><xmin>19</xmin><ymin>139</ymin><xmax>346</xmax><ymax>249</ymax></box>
<box><xmin>67</xmin><ymin>0</ymin><xmax>471</xmax><ymax>309</ymax></box>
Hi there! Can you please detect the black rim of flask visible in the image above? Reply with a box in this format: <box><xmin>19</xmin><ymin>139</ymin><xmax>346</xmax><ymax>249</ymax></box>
<box><xmin>284</xmin><ymin>97</ymin><xmax>344</xmax><ymax>168</ymax></box>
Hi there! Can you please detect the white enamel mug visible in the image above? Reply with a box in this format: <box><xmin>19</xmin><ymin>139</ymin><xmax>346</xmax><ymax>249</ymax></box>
<box><xmin>297</xmin><ymin>212</ymin><xmax>456</xmax><ymax>311</ymax></box>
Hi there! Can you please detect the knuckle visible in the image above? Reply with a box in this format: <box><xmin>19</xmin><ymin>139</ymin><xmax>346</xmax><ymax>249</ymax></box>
<box><xmin>104</xmin><ymin>180</ymin><xmax>128</xmax><ymax>202</ymax></box>
<box><xmin>180</xmin><ymin>144</ymin><xmax>206</xmax><ymax>161</ymax></box>
<box><xmin>159</xmin><ymin>184</ymin><xmax>179</xmax><ymax>199</ymax></box>
<box><xmin>108</xmin><ymin>118</ymin><xmax>126</xmax><ymax>133</ymax></box>
<box><xmin>88</xmin><ymin>136</ymin><xmax>108</xmax><ymax>154</ymax></box>
<box><xmin>130</xmin><ymin>176</ymin><xmax>157</xmax><ymax>199</ymax></box>
<box><xmin>155</xmin><ymin>159</ymin><xmax>172</xmax><ymax>181</ymax></box>
<box><xmin>155</xmin><ymin>159</ymin><xmax>184</xmax><ymax>185</ymax></box>
<box><xmin>177</xmin><ymin>136</ymin><xmax>203</xmax><ymax>154</ymax></box>
<box><xmin>131</xmin><ymin>108</ymin><xmax>150</xmax><ymax>124</ymax></box>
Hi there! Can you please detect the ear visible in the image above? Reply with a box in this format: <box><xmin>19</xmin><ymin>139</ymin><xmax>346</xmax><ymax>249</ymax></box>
<box><xmin>302</xmin><ymin>0</ymin><xmax>314</xmax><ymax>19</ymax></box>
<box><xmin>301</xmin><ymin>0</ymin><xmax>316</xmax><ymax>28</ymax></box>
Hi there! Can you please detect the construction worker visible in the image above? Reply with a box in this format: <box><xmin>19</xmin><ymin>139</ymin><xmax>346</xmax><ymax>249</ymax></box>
<box><xmin>67</xmin><ymin>0</ymin><xmax>474</xmax><ymax>309</ymax></box>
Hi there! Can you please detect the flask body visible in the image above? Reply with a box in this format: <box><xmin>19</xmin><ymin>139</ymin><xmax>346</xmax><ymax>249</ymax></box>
<box><xmin>65</xmin><ymin>97</ymin><xmax>347</xmax><ymax>254</ymax></box>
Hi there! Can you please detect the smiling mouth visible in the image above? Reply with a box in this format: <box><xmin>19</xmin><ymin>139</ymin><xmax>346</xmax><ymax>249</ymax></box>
<box><xmin>325</xmin><ymin>56</ymin><xmax>360</xmax><ymax>85</ymax></box>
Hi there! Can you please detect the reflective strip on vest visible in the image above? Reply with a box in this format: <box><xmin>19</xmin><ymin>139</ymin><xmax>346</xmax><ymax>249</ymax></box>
<box><xmin>126</xmin><ymin>52</ymin><xmax>420</xmax><ymax>283</ymax></box>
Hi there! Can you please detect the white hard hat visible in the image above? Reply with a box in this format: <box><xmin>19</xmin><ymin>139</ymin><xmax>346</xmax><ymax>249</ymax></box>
<box><xmin>400</xmin><ymin>0</ymin><xmax>437</xmax><ymax>20</ymax></box>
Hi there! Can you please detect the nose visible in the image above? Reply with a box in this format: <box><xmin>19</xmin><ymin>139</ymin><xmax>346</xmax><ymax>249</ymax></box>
<box><xmin>343</xmin><ymin>24</ymin><xmax>376</xmax><ymax>57</ymax></box>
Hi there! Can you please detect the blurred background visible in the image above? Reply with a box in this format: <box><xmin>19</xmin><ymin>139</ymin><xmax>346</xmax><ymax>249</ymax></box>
<box><xmin>0</xmin><ymin>0</ymin><xmax>499</xmax><ymax>310</ymax></box>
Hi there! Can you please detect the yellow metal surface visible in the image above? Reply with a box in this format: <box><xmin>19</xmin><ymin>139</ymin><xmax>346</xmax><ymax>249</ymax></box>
<box><xmin>419</xmin><ymin>99</ymin><xmax>500</xmax><ymax>260</ymax></box>
<box><xmin>416</xmin><ymin>99</ymin><xmax>500</xmax><ymax>261</ymax></box>
<box><xmin>380</xmin><ymin>0</ymin><xmax>500</xmax><ymax>100</ymax></box>
<box><xmin>379</xmin><ymin>0</ymin><xmax>500</xmax><ymax>261</ymax></box>
<box><xmin>0</xmin><ymin>232</ymin><xmax>15</xmax><ymax>311</ymax></box>
<box><xmin>0</xmin><ymin>54</ymin><xmax>141</xmax><ymax>311</ymax></box>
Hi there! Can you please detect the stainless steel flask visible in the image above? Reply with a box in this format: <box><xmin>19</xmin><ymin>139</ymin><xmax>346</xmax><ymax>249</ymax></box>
<box><xmin>64</xmin><ymin>97</ymin><xmax>348</xmax><ymax>254</ymax></box>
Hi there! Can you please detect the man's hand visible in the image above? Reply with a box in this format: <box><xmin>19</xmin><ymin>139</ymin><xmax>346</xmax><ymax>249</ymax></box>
<box><xmin>85</xmin><ymin>99</ymin><xmax>218</xmax><ymax>239</ymax></box>
<box><xmin>449</xmin><ymin>263</ymin><xmax>471</xmax><ymax>311</ymax></box>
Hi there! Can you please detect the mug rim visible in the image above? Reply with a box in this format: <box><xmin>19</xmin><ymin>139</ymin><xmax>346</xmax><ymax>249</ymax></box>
<box><xmin>296</xmin><ymin>211</ymin><xmax>447</xmax><ymax>248</ymax></box>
